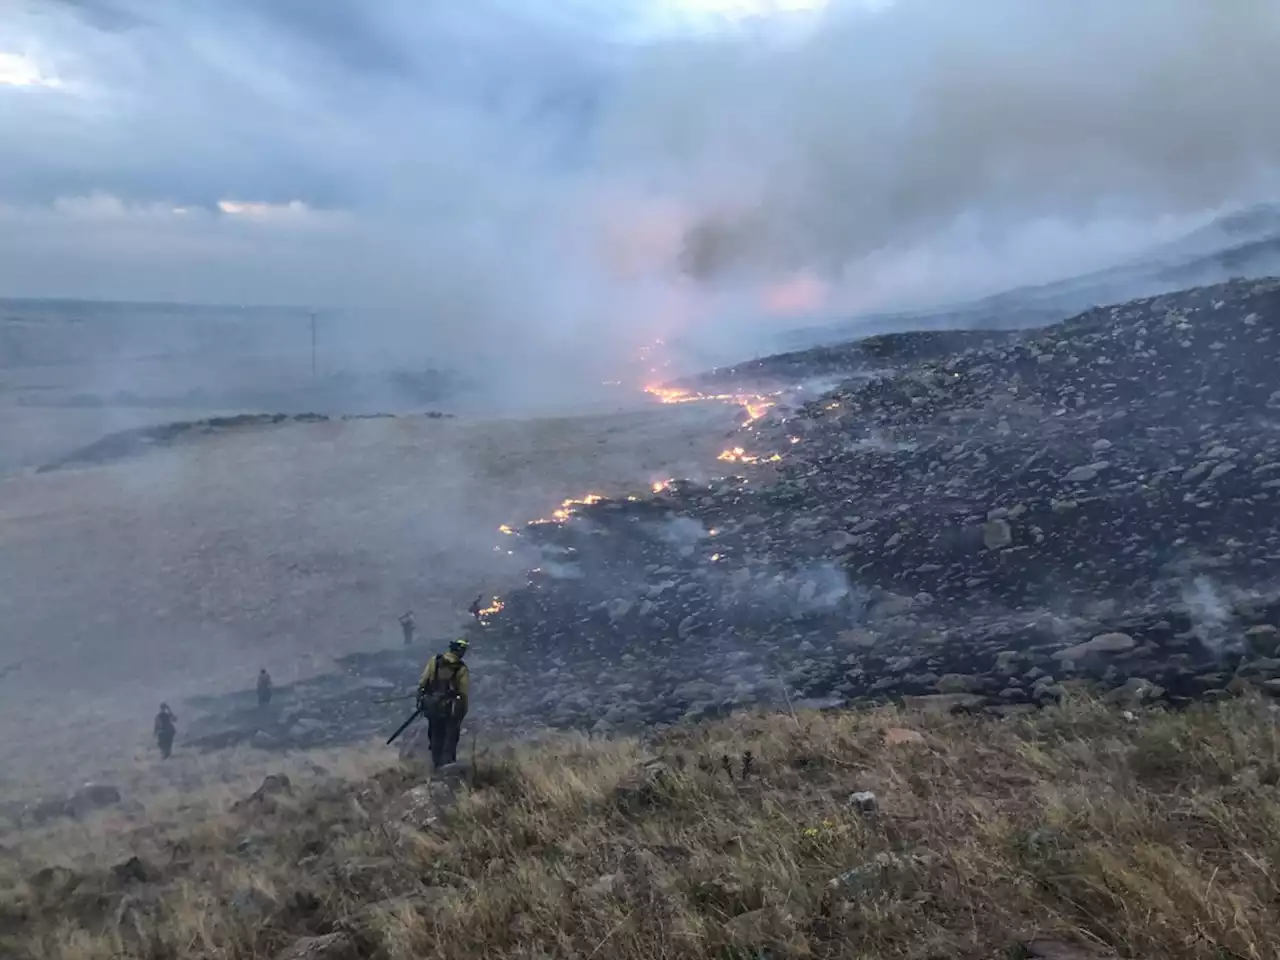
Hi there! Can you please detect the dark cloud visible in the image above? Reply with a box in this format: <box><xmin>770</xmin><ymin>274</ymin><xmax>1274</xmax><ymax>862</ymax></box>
<box><xmin>243</xmin><ymin>0</ymin><xmax>415</xmax><ymax>76</ymax></box>
<box><xmin>47</xmin><ymin>0</ymin><xmax>146</xmax><ymax>32</ymax></box>
<box><xmin>6</xmin><ymin>0</ymin><xmax>609</xmax><ymax>207</ymax></box>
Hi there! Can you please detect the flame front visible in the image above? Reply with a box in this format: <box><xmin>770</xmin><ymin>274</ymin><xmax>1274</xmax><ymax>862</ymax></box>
<box><xmin>718</xmin><ymin>446</ymin><xmax>752</xmax><ymax>463</ymax></box>
<box><xmin>744</xmin><ymin>397</ymin><xmax>775</xmax><ymax>422</ymax></box>
<box><xmin>645</xmin><ymin>382</ymin><xmax>777</xmax><ymax>424</ymax></box>
<box><xmin>532</xmin><ymin>493</ymin><xmax>607</xmax><ymax>526</ymax></box>
<box><xmin>717</xmin><ymin>447</ymin><xmax>784</xmax><ymax>465</ymax></box>
<box><xmin>478</xmin><ymin>596</ymin><xmax>504</xmax><ymax>619</ymax></box>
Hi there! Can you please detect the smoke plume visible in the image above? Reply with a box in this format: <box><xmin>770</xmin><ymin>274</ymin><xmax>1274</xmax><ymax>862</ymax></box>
<box><xmin>4</xmin><ymin>0</ymin><xmax>1280</xmax><ymax>390</ymax></box>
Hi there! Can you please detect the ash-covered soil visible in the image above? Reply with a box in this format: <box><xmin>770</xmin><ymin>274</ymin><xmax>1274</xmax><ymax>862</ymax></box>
<box><xmin>478</xmin><ymin>278</ymin><xmax>1280</xmax><ymax>728</ymax></box>
<box><xmin>172</xmin><ymin>277</ymin><xmax>1280</xmax><ymax>759</ymax></box>
<box><xmin>680</xmin><ymin>328</ymin><xmax>1028</xmax><ymax>396</ymax></box>
<box><xmin>479</xmin><ymin>277</ymin><xmax>1280</xmax><ymax>730</ymax></box>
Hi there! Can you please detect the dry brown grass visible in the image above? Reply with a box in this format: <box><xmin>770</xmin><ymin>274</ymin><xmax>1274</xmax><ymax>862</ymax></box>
<box><xmin>0</xmin><ymin>744</ymin><xmax>395</xmax><ymax>868</ymax></box>
<box><xmin>5</xmin><ymin>695</ymin><xmax>1280</xmax><ymax>959</ymax></box>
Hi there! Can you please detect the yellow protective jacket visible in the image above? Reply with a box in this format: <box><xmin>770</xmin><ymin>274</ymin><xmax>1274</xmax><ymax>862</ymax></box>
<box><xmin>418</xmin><ymin>650</ymin><xmax>470</xmax><ymax>717</ymax></box>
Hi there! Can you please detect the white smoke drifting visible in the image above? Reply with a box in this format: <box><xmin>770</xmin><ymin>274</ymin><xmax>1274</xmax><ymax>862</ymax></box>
<box><xmin>1183</xmin><ymin>576</ymin><xmax>1239</xmax><ymax>658</ymax></box>
<box><xmin>4</xmin><ymin>0</ymin><xmax>1280</xmax><ymax>392</ymax></box>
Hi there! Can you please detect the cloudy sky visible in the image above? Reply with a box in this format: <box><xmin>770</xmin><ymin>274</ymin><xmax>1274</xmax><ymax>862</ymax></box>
<box><xmin>3</xmin><ymin>0</ymin><xmax>1280</xmax><ymax>369</ymax></box>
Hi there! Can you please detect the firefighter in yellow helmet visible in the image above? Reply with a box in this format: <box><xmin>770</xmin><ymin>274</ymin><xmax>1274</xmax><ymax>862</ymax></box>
<box><xmin>416</xmin><ymin>637</ymin><xmax>470</xmax><ymax>769</ymax></box>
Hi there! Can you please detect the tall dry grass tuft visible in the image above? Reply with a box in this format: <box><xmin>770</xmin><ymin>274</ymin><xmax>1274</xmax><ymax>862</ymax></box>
<box><xmin>4</xmin><ymin>695</ymin><xmax>1280</xmax><ymax>958</ymax></box>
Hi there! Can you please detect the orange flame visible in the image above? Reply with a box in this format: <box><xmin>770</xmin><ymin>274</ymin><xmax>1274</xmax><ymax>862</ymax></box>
<box><xmin>533</xmin><ymin>493</ymin><xmax>606</xmax><ymax>525</ymax></box>
<box><xmin>645</xmin><ymin>382</ymin><xmax>778</xmax><ymax>424</ymax></box>
<box><xmin>717</xmin><ymin>447</ymin><xmax>783</xmax><ymax>465</ymax></box>
<box><xmin>718</xmin><ymin>446</ymin><xmax>758</xmax><ymax>464</ymax></box>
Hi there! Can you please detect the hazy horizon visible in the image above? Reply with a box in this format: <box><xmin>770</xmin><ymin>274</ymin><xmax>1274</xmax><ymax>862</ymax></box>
<box><xmin>5</xmin><ymin>0</ymin><xmax>1280</xmax><ymax>392</ymax></box>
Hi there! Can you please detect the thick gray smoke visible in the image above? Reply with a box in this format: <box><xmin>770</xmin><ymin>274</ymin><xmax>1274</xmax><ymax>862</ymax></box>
<box><xmin>4</xmin><ymin>0</ymin><xmax>1280</xmax><ymax>391</ymax></box>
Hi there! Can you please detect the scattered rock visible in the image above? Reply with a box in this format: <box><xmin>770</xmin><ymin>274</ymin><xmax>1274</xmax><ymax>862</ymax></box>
<box><xmin>982</xmin><ymin>518</ymin><xmax>1013</xmax><ymax>550</ymax></box>
<box><xmin>1054</xmin><ymin>633</ymin><xmax>1136</xmax><ymax>662</ymax></box>
<box><xmin>935</xmin><ymin>673</ymin><xmax>981</xmax><ymax>694</ymax></box>
<box><xmin>433</xmin><ymin>761</ymin><xmax>471</xmax><ymax>784</ymax></box>
<box><xmin>901</xmin><ymin>694</ymin><xmax>986</xmax><ymax>714</ymax></box>
<box><xmin>234</xmin><ymin>774</ymin><xmax>293</xmax><ymax>811</ymax></box>
<box><xmin>385</xmin><ymin>779</ymin><xmax>459</xmax><ymax>831</ymax></box>
<box><xmin>111</xmin><ymin>855</ymin><xmax>159</xmax><ymax>886</ymax></box>
<box><xmin>1246</xmin><ymin>625</ymin><xmax>1280</xmax><ymax>656</ymax></box>
<box><xmin>883</xmin><ymin>727</ymin><xmax>925</xmax><ymax>747</ymax></box>
<box><xmin>1104</xmin><ymin>677</ymin><xmax>1165</xmax><ymax>706</ymax></box>
<box><xmin>273</xmin><ymin>933</ymin><xmax>359</xmax><ymax>960</ymax></box>
<box><xmin>828</xmin><ymin>850</ymin><xmax>935</xmax><ymax>897</ymax></box>
<box><xmin>1062</xmin><ymin>463</ymin><xmax>1107</xmax><ymax>483</ymax></box>
<box><xmin>847</xmin><ymin>791</ymin><xmax>878</xmax><ymax>813</ymax></box>
<box><xmin>1023</xmin><ymin>939</ymin><xmax>1116</xmax><ymax>960</ymax></box>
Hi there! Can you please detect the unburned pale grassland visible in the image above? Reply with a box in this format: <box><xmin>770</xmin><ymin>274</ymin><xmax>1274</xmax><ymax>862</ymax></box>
<box><xmin>3</xmin><ymin>695</ymin><xmax>1280</xmax><ymax>959</ymax></box>
<box><xmin>0</xmin><ymin>401</ymin><xmax>739</xmax><ymax>787</ymax></box>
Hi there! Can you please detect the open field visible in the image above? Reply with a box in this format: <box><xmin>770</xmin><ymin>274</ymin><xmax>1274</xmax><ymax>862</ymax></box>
<box><xmin>0</xmin><ymin>398</ymin><xmax>741</xmax><ymax>791</ymax></box>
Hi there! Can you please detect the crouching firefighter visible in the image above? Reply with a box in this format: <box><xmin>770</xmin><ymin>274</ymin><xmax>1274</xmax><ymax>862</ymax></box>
<box><xmin>416</xmin><ymin>638</ymin><xmax>470</xmax><ymax>769</ymax></box>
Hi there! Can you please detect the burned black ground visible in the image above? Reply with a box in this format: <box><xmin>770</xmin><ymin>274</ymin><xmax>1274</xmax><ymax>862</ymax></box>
<box><xmin>177</xmin><ymin>278</ymin><xmax>1280</xmax><ymax>755</ymax></box>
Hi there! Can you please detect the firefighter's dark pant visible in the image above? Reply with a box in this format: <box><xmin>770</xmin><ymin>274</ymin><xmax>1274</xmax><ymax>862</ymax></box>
<box><xmin>426</xmin><ymin>709</ymin><xmax>464</xmax><ymax>768</ymax></box>
<box><xmin>157</xmin><ymin>732</ymin><xmax>174</xmax><ymax>759</ymax></box>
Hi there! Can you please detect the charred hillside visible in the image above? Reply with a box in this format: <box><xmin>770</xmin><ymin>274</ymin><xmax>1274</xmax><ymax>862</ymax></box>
<box><xmin>473</xmin><ymin>277</ymin><xmax>1280</xmax><ymax>734</ymax></box>
<box><xmin>177</xmin><ymin>277</ymin><xmax>1280</xmax><ymax>756</ymax></box>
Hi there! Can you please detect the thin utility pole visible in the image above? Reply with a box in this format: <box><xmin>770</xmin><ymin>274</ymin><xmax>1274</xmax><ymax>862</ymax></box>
<box><xmin>309</xmin><ymin>312</ymin><xmax>317</xmax><ymax>378</ymax></box>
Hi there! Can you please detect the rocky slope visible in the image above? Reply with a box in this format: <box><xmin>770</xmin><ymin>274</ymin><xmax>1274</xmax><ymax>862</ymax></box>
<box><xmin>472</xmin><ymin>277</ymin><xmax>1280</xmax><ymax>734</ymax></box>
<box><xmin>179</xmin><ymin>277</ymin><xmax>1280</xmax><ymax>753</ymax></box>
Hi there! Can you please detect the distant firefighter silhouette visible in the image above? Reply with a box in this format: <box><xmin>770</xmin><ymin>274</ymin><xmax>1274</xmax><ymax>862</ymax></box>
<box><xmin>257</xmin><ymin>668</ymin><xmax>273</xmax><ymax>707</ymax></box>
<box><xmin>154</xmin><ymin>703</ymin><xmax>177</xmax><ymax>759</ymax></box>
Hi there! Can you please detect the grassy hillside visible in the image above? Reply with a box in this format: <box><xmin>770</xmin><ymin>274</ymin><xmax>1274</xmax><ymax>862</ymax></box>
<box><xmin>4</xmin><ymin>694</ymin><xmax>1278</xmax><ymax>959</ymax></box>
